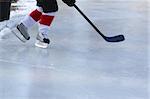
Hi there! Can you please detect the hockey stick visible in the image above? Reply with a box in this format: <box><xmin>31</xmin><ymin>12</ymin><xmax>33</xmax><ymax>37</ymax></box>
<box><xmin>73</xmin><ymin>4</ymin><xmax>125</xmax><ymax>42</ymax></box>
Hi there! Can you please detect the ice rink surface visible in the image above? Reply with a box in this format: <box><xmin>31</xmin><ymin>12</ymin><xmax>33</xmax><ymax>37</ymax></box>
<box><xmin>0</xmin><ymin>0</ymin><xmax>149</xmax><ymax>99</ymax></box>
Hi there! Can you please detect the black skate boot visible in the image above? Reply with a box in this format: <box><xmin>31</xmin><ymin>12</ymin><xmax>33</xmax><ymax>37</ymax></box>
<box><xmin>12</xmin><ymin>23</ymin><xmax>30</xmax><ymax>43</ymax></box>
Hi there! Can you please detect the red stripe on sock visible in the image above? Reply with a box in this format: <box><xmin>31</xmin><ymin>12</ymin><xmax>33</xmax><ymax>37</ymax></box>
<box><xmin>39</xmin><ymin>15</ymin><xmax>54</xmax><ymax>26</ymax></box>
<box><xmin>30</xmin><ymin>9</ymin><xmax>42</xmax><ymax>22</ymax></box>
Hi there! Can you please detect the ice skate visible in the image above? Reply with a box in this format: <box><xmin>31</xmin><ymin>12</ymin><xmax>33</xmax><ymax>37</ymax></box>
<box><xmin>11</xmin><ymin>23</ymin><xmax>30</xmax><ymax>43</ymax></box>
<box><xmin>35</xmin><ymin>32</ymin><xmax>50</xmax><ymax>48</ymax></box>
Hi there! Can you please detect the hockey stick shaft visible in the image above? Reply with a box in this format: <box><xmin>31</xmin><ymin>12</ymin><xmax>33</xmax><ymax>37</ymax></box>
<box><xmin>73</xmin><ymin>4</ymin><xmax>106</xmax><ymax>38</ymax></box>
<box><xmin>73</xmin><ymin>4</ymin><xmax>125</xmax><ymax>42</ymax></box>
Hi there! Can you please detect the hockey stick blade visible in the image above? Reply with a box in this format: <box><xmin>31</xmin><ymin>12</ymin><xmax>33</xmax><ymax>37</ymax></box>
<box><xmin>74</xmin><ymin>4</ymin><xmax>125</xmax><ymax>42</ymax></box>
<box><xmin>104</xmin><ymin>35</ymin><xmax>125</xmax><ymax>42</ymax></box>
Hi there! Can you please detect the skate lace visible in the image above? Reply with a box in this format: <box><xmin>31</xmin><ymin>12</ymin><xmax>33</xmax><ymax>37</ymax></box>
<box><xmin>42</xmin><ymin>33</ymin><xmax>48</xmax><ymax>39</ymax></box>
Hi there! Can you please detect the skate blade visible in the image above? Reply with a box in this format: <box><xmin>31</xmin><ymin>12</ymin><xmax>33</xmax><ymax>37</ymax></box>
<box><xmin>35</xmin><ymin>40</ymin><xmax>48</xmax><ymax>49</ymax></box>
<box><xmin>11</xmin><ymin>27</ymin><xmax>27</xmax><ymax>43</ymax></box>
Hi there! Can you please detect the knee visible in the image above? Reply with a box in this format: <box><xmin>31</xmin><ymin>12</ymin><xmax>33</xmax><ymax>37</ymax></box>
<box><xmin>37</xmin><ymin>0</ymin><xmax>59</xmax><ymax>13</ymax></box>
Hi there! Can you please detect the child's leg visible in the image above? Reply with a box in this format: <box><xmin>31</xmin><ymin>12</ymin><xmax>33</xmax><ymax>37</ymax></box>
<box><xmin>35</xmin><ymin>12</ymin><xmax>55</xmax><ymax>48</ymax></box>
<box><xmin>39</xmin><ymin>12</ymin><xmax>55</xmax><ymax>35</ymax></box>
<box><xmin>22</xmin><ymin>6</ymin><xmax>43</xmax><ymax>29</ymax></box>
<box><xmin>37</xmin><ymin>0</ymin><xmax>58</xmax><ymax>35</ymax></box>
<box><xmin>12</xmin><ymin>6</ymin><xmax>43</xmax><ymax>42</ymax></box>
<box><xmin>35</xmin><ymin>0</ymin><xmax>58</xmax><ymax>48</ymax></box>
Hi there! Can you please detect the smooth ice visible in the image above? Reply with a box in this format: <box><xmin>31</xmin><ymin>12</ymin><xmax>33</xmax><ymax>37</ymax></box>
<box><xmin>0</xmin><ymin>0</ymin><xmax>149</xmax><ymax>99</ymax></box>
